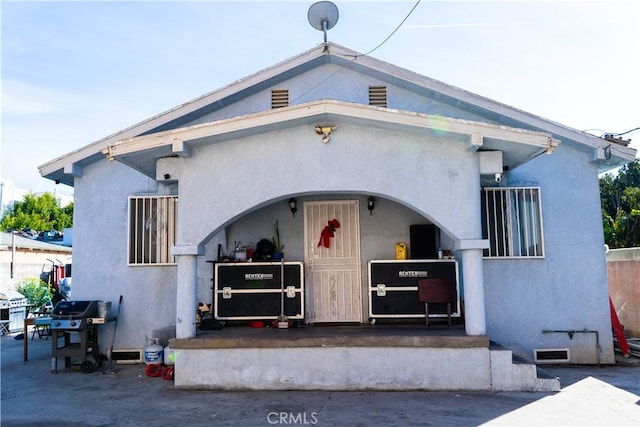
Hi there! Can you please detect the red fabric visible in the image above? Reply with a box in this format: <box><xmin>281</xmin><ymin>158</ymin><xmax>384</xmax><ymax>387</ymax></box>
<box><xmin>610</xmin><ymin>298</ymin><xmax>629</xmax><ymax>356</ymax></box>
<box><xmin>317</xmin><ymin>219</ymin><xmax>340</xmax><ymax>248</ymax></box>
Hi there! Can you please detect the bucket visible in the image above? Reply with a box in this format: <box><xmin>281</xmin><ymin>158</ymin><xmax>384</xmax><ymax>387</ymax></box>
<box><xmin>97</xmin><ymin>301</ymin><xmax>112</xmax><ymax>318</ymax></box>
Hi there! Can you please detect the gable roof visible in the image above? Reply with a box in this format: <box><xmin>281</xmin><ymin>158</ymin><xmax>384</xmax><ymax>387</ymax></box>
<box><xmin>39</xmin><ymin>43</ymin><xmax>636</xmax><ymax>186</ymax></box>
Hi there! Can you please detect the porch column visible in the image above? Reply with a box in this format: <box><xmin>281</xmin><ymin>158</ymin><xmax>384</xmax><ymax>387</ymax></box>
<box><xmin>173</xmin><ymin>245</ymin><xmax>203</xmax><ymax>338</ymax></box>
<box><xmin>455</xmin><ymin>239</ymin><xmax>489</xmax><ymax>336</ymax></box>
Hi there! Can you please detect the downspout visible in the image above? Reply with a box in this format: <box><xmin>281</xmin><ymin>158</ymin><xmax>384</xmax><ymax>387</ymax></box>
<box><xmin>542</xmin><ymin>329</ymin><xmax>601</xmax><ymax>367</ymax></box>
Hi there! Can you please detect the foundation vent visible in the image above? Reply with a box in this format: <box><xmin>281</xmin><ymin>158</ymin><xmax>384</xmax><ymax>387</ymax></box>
<box><xmin>369</xmin><ymin>86</ymin><xmax>387</xmax><ymax>107</ymax></box>
<box><xmin>534</xmin><ymin>348</ymin><xmax>570</xmax><ymax>363</ymax></box>
<box><xmin>271</xmin><ymin>89</ymin><xmax>289</xmax><ymax>109</ymax></box>
<box><xmin>111</xmin><ymin>349</ymin><xmax>143</xmax><ymax>364</ymax></box>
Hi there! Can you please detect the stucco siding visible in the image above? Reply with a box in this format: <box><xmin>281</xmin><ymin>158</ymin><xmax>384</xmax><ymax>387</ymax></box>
<box><xmin>483</xmin><ymin>144</ymin><xmax>614</xmax><ymax>364</ymax></box>
<box><xmin>72</xmin><ymin>159</ymin><xmax>178</xmax><ymax>348</ymax></box>
<box><xmin>176</xmin><ymin>123</ymin><xmax>482</xmax><ymax>247</ymax></box>
<box><xmin>185</xmin><ymin>63</ymin><xmax>491</xmax><ymax>129</ymax></box>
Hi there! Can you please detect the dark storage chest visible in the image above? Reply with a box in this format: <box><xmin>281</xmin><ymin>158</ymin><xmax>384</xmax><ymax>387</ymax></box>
<box><xmin>214</xmin><ymin>262</ymin><xmax>304</xmax><ymax>321</ymax></box>
<box><xmin>368</xmin><ymin>260</ymin><xmax>460</xmax><ymax>320</ymax></box>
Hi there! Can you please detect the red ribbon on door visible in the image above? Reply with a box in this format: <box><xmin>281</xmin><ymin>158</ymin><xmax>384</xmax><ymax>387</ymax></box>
<box><xmin>317</xmin><ymin>219</ymin><xmax>341</xmax><ymax>248</ymax></box>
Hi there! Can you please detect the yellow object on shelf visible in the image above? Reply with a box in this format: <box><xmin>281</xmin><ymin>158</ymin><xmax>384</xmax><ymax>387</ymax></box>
<box><xmin>395</xmin><ymin>242</ymin><xmax>407</xmax><ymax>260</ymax></box>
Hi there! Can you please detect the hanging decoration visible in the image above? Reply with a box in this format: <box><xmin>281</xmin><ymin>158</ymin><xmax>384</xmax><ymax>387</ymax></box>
<box><xmin>317</xmin><ymin>219</ymin><xmax>341</xmax><ymax>248</ymax></box>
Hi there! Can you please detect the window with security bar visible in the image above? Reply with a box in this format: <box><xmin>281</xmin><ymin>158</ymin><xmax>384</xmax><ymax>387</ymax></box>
<box><xmin>481</xmin><ymin>187</ymin><xmax>544</xmax><ymax>258</ymax></box>
<box><xmin>128</xmin><ymin>195</ymin><xmax>178</xmax><ymax>265</ymax></box>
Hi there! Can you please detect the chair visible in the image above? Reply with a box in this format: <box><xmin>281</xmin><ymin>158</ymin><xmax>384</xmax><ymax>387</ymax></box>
<box><xmin>417</xmin><ymin>278</ymin><xmax>456</xmax><ymax>327</ymax></box>
<box><xmin>0</xmin><ymin>320</ymin><xmax>10</xmax><ymax>335</ymax></box>
<box><xmin>31</xmin><ymin>317</ymin><xmax>52</xmax><ymax>340</ymax></box>
<box><xmin>30</xmin><ymin>300</ymin><xmax>54</xmax><ymax>340</ymax></box>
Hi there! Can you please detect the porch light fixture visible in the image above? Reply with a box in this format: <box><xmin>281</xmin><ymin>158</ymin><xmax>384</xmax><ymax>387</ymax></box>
<box><xmin>367</xmin><ymin>197</ymin><xmax>375</xmax><ymax>215</ymax></box>
<box><xmin>288</xmin><ymin>198</ymin><xmax>298</xmax><ymax>217</ymax></box>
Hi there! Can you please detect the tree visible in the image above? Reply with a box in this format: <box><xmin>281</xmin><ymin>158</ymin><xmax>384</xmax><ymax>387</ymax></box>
<box><xmin>600</xmin><ymin>159</ymin><xmax>640</xmax><ymax>248</ymax></box>
<box><xmin>0</xmin><ymin>192</ymin><xmax>73</xmax><ymax>232</ymax></box>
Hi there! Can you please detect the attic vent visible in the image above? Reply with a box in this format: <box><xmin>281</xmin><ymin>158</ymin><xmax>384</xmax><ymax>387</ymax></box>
<box><xmin>369</xmin><ymin>86</ymin><xmax>387</xmax><ymax>107</ymax></box>
<box><xmin>271</xmin><ymin>89</ymin><xmax>289</xmax><ymax>108</ymax></box>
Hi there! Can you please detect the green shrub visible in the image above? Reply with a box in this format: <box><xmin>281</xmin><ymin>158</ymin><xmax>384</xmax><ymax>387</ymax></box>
<box><xmin>15</xmin><ymin>278</ymin><xmax>53</xmax><ymax>311</ymax></box>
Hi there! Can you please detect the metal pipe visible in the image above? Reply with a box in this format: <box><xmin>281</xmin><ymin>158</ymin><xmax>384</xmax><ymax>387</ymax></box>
<box><xmin>542</xmin><ymin>329</ymin><xmax>601</xmax><ymax>367</ymax></box>
<box><xmin>11</xmin><ymin>234</ymin><xmax>16</xmax><ymax>278</ymax></box>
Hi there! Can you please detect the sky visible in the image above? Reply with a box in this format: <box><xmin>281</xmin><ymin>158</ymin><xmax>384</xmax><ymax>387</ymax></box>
<box><xmin>2</xmin><ymin>0</ymin><xmax>639</xmax><ymax>199</ymax></box>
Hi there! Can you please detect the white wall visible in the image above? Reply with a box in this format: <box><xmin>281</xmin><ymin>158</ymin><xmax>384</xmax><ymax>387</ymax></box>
<box><xmin>0</xmin><ymin>250</ymin><xmax>71</xmax><ymax>292</ymax></box>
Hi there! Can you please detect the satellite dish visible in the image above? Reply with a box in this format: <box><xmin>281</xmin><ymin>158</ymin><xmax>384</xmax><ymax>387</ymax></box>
<box><xmin>308</xmin><ymin>1</ymin><xmax>339</xmax><ymax>43</ymax></box>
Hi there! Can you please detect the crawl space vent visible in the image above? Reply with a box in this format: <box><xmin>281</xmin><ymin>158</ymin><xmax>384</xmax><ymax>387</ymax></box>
<box><xmin>111</xmin><ymin>349</ymin><xmax>143</xmax><ymax>364</ymax></box>
<box><xmin>534</xmin><ymin>348</ymin><xmax>570</xmax><ymax>363</ymax></box>
<box><xmin>271</xmin><ymin>89</ymin><xmax>289</xmax><ymax>108</ymax></box>
<box><xmin>369</xmin><ymin>86</ymin><xmax>387</xmax><ymax>107</ymax></box>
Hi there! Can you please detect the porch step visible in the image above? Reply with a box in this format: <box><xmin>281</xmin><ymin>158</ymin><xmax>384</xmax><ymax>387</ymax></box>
<box><xmin>490</xmin><ymin>347</ymin><xmax>560</xmax><ymax>392</ymax></box>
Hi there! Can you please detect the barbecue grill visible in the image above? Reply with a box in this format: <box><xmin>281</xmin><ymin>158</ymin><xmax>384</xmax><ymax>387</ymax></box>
<box><xmin>0</xmin><ymin>290</ymin><xmax>28</xmax><ymax>334</ymax></box>
<box><xmin>51</xmin><ymin>300</ymin><xmax>102</xmax><ymax>373</ymax></box>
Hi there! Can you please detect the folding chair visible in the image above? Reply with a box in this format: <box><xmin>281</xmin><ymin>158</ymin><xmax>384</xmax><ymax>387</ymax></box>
<box><xmin>417</xmin><ymin>278</ymin><xmax>457</xmax><ymax>327</ymax></box>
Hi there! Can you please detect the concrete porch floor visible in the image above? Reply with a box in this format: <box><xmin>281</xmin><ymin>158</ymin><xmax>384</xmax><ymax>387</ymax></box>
<box><xmin>171</xmin><ymin>323</ymin><xmax>488</xmax><ymax>350</ymax></box>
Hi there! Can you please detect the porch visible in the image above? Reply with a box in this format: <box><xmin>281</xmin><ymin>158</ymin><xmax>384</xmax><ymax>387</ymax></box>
<box><xmin>170</xmin><ymin>324</ymin><xmax>560</xmax><ymax>392</ymax></box>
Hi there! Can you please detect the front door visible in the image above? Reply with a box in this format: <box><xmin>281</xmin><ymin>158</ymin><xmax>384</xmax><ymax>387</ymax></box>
<box><xmin>304</xmin><ymin>200</ymin><xmax>362</xmax><ymax>322</ymax></box>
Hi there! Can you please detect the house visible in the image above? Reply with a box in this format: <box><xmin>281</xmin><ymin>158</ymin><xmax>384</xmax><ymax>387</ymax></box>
<box><xmin>38</xmin><ymin>43</ymin><xmax>636</xmax><ymax>390</ymax></box>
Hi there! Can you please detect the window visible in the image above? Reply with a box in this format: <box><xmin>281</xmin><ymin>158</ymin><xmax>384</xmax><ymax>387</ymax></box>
<box><xmin>128</xmin><ymin>195</ymin><xmax>178</xmax><ymax>265</ymax></box>
<box><xmin>481</xmin><ymin>187</ymin><xmax>544</xmax><ymax>258</ymax></box>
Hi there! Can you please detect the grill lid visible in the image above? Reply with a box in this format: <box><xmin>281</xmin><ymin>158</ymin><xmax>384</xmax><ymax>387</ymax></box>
<box><xmin>0</xmin><ymin>290</ymin><xmax>28</xmax><ymax>308</ymax></box>
<box><xmin>52</xmin><ymin>300</ymin><xmax>99</xmax><ymax>318</ymax></box>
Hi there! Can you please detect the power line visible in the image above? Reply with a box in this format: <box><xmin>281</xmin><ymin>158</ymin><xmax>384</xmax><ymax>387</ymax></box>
<box><xmin>612</xmin><ymin>127</ymin><xmax>640</xmax><ymax>137</ymax></box>
<box><xmin>356</xmin><ymin>0</ymin><xmax>422</xmax><ymax>58</ymax></box>
<box><xmin>296</xmin><ymin>1</ymin><xmax>422</xmax><ymax>101</ymax></box>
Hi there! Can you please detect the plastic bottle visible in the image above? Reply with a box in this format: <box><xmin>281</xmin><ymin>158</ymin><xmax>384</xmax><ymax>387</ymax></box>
<box><xmin>144</xmin><ymin>338</ymin><xmax>164</xmax><ymax>365</ymax></box>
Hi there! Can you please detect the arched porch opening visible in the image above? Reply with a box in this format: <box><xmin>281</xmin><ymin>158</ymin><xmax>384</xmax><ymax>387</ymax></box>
<box><xmin>175</xmin><ymin>190</ymin><xmax>487</xmax><ymax>338</ymax></box>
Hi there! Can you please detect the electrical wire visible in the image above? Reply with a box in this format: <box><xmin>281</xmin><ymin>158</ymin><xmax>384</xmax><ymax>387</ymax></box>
<box><xmin>355</xmin><ymin>0</ymin><xmax>422</xmax><ymax>58</ymax></box>
<box><xmin>612</xmin><ymin>127</ymin><xmax>640</xmax><ymax>137</ymax></box>
<box><xmin>293</xmin><ymin>1</ymin><xmax>422</xmax><ymax>101</ymax></box>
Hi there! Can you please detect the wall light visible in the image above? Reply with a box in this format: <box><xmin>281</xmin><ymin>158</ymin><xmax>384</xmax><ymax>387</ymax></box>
<box><xmin>367</xmin><ymin>196</ymin><xmax>375</xmax><ymax>215</ymax></box>
<box><xmin>288</xmin><ymin>198</ymin><xmax>298</xmax><ymax>217</ymax></box>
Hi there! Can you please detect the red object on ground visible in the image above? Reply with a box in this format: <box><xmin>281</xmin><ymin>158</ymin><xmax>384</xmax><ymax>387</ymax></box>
<box><xmin>610</xmin><ymin>298</ymin><xmax>629</xmax><ymax>356</ymax></box>
<box><xmin>145</xmin><ymin>364</ymin><xmax>163</xmax><ymax>377</ymax></box>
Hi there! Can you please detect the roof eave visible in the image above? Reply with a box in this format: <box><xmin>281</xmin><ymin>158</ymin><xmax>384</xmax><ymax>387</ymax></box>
<box><xmin>103</xmin><ymin>100</ymin><xmax>558</xmax><ymax>179</ymax></box>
